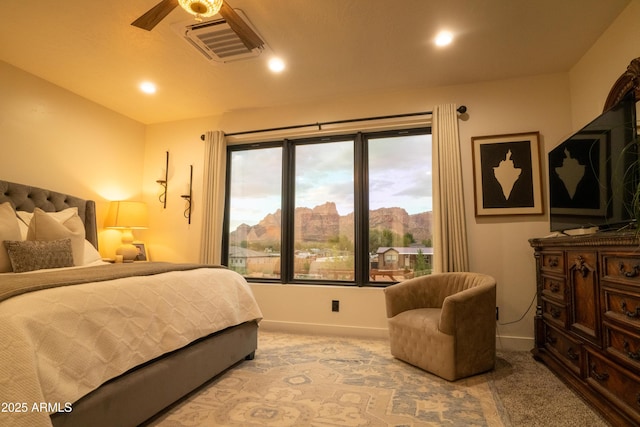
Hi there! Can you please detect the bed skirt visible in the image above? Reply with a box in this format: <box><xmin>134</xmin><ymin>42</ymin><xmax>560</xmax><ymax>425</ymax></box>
<box><xmin>50</xmin><ymin>321</ymin><xmax>259</xmax><ymax>427</ymax></box>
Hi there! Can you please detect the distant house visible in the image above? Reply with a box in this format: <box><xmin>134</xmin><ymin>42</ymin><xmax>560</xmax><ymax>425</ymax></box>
<box><xmin>228</xmin><ymin>246</ymin><xmax>280</xmax><ymax>277</ymax></box>
<box><xmin>375</xmin><ymin>246</ymin><xmax>433</xmax><ymax>271</ymax></box>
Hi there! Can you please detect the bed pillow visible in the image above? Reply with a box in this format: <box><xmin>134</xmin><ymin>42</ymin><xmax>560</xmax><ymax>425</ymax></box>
<box><xmin>0</xmin><ymin>202</ymin><xmax>22</xmax><ymax>273</ymax></box>
<box><xmin>18</xmin><ymin>208</ymin><xmax>100</xmax><ymax>265</ymax></box>
<box><xmin>4</xmin><ymin>238</ymin><xmax>74</xmax><ymax>273</ymax></box>
<box><xmin>26</xmin><ymin>208</ymin><xmax>85</xmax><ymax>265</ymax></box>
<box><xmin>17</xmin><ymin>207</ymin><xmax>78</xmax><ymax>240</ymax></box>
<box><xmin>83</xmin><ymin>240</ymin><xmax>102</xmax><ymax>264</ymax></box>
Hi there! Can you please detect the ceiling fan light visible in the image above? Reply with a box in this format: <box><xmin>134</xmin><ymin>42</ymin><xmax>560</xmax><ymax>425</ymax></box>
<box><xmin>178</xmin><ymin>0</ymin><xmax>223</xmax><ymax>19</ymax></box>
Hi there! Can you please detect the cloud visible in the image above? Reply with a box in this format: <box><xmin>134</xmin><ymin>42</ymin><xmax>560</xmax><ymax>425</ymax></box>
<box><xmin>228</xmin><ymin>132</ymin><xmax>432</xmax><ymax>226</ymax></box>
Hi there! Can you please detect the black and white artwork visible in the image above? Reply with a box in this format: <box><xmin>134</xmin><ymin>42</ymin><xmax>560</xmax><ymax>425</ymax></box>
<box><xmin>472</xmin><ymin>132</ymin><xmax>544</xmax><ymax>216</ymax></box>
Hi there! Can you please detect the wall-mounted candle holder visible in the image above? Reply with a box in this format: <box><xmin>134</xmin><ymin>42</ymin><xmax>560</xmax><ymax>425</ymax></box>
<box><xmin>156</xmin><ymin>151</ymin><xmax>169</xmax><ymax>208</ymax></box>
<box><xmin>181</xmin><ymin>165</ymin><xmax>193</xmax><ymax>224</ymax></box>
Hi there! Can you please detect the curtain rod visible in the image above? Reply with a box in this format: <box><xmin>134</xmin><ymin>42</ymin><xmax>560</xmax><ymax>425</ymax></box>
<box><xmin>200</xmin><ymin>105</ymin><xmax>467</xmax><ymax>140</ymax></box>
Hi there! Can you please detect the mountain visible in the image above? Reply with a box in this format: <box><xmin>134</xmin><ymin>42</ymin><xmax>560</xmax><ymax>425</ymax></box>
<box><xmin>229</xmin><ymin>202</ymin><xmax>432</xmax><ymax>246</ymax></box>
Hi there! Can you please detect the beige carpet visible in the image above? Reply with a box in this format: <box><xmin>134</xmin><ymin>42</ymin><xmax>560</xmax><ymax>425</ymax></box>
<box><xmin>144</xmin><ymin>331</ymin><xmax>610</xmax><ymax>427</ymax></box>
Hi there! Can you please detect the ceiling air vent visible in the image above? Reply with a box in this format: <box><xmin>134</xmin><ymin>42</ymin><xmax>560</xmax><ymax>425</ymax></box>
<box><xmin>173</xmin><ymin>13</ymin><xmax>265</xmax><ymax>63</ymax></box>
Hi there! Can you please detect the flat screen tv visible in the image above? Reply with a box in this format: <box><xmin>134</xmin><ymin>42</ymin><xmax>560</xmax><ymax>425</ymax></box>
<box><xmin>549</xmin><ymin>93</ymin><xmax>638</xmax><ymax>232</ymax></box>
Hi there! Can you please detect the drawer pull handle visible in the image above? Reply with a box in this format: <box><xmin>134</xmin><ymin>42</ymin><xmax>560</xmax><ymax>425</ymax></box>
<box><xmin>549</xmin><ymin>282</ymin><xmax>560</xmax><ymax>293</ymax></box>
<box><xmin>590</xmin><ymin>364</ymin><xmax>609</xmax><ymax>382</ymax></box>
<box><xmin>550</xmin><ymin>307</ymin><xmax>561</xmax><ymax>319</ymax></box>
<box><xmin>623</xmin><ymin>339</ymin><xmax>640</xmax><ymax>360</ymax></box>
<box><xmin>548</xmin><ymin>257</ymin><xmax>559</xmax><ymax>268</ymax></box>
<box><xmin>637</xmin><ymin>393</ymin><xmax>640</xmax><ymax>407</ymax></box>
<box><xmin>621</xmin><ymin>300</ymin><xmax>640</xmax><ymax>319</ymax></box>
<box><xmin>619</xmin><ymin>262</ymin><xmax>640</xmax><ymax>278</ymax></box>
<box><xmin>574</xmin><ymin>256</ymin><xmax>590</xmax><ymax>278</ymax></box>
<box><xmin>567</xmin><ymin>347</ymin><xmax>579</xmax><ymax>361</ymax></box>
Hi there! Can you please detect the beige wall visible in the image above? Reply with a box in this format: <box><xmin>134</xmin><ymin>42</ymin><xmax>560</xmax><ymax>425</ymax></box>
<box><xmin>569</xmin><ymin>0</ymin><xmax>640</xmax><ymax>129</ymax></box>
<box><xmin>0</xmin><ymin>60</ymin><xmax>146</xmax><ymax>255</ymax></box>
<box><xmin>141</xmin><ymin>117</ymin><xmax>221</xmax><ymax>262</ymax></box>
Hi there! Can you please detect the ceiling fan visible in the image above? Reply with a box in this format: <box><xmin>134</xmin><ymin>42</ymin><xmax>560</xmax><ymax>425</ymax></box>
<box><xmin>131</xmin><ymin>0</ymin><xmax>264</xmax><ymax>51</ymax></box>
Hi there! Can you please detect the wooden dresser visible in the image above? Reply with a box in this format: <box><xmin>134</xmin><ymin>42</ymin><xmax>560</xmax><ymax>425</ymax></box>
<box><xmin>530</xmin><ymin>232</ymin><xmax>640</xmax><ymax>426</ymax></box>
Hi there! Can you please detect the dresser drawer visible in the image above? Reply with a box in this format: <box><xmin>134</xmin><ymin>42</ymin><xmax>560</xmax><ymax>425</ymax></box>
<box><xmin>604</xmin><ymin>321</ymin><xmax>640</xmax><ymax>372</ymax></box>
<box><xmin>603</xmin><ymin>287</ymin><xmax>640</xmax><ymax>328</ymax></box>
<box><xmin>542</xmin><ymin>297</ymin><xmax>567</xmax><ymax>328</ymax></box>
<box><xmin>542</xmin><ymin>275</ymin><xmax>565</xmax><ymax>301</ymax></box>
<box><xmin>544</xmin><ymin>323</ymin><xmax>582</xmax><ymax>375</ymax></box>
<box><xmin>541</xmin><ymin>251</ymin><xmax>564</xmax><ymax>274</ymax></box>
<box><xmin>586</xmin><ymin>349</ymin><xmax>640</xmax><ymax>424</ymax></box>
<box><xmin>602</xmin><ymin>253</ymin><xmax>640</xmax><ymax>288</ymax></box>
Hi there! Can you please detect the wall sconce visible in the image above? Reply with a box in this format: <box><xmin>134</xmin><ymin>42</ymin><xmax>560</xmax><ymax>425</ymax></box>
<box><xmin>156</xmin><ymin>151</ymin><xmax>169</xmax><ymax>208</ymax></box>
<box><xmin>181</xmin><ymin>165</ymin><xmax>193</xmax><ymax>224</ymax></box>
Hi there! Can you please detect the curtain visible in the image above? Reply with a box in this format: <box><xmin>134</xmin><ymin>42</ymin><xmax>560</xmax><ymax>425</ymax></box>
<box><xmin>199</xmin><ymin>130</ymin><xmax>227</xmax><ymax>264</ymax></box>
<box><xmin>432</xmin><ymin>104</ymin><xmax>469</xmax><ymax>272</ymax></box>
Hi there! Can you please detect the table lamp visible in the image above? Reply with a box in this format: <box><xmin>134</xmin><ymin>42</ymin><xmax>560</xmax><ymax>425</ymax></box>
<box><xmin>104</xmin><ymin>201</ymin><xmax>149</xmax><ymax>262</ymax></box>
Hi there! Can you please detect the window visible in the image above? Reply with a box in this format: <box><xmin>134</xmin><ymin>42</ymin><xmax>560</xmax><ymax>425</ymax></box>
<box><xmin>223</xmin><ymin>128</ymin><xmax>432</xmax><ymax>286</ymax></box>
<box><xmin>226</xmin><ymin>146</ymin><xmax>282</xmax><ymax>278</ymax></box>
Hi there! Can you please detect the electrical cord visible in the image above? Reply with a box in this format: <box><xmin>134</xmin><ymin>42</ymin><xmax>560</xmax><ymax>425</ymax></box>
<box><xmin>497</xmin><ymin>291</ymin><xmax>537</xmax><ymax>326</ymax></box>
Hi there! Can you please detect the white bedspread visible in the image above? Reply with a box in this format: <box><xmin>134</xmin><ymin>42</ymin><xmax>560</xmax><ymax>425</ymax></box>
<box><xmin>0</xmin><ymin>267</ymin><xmax>262</xmax><ymax>427</ymax></box>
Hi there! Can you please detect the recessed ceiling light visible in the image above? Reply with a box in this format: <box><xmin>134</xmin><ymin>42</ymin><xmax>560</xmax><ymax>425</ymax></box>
<box><xmin>268</xmin><ymin>57</ymin><xmax>285</xmax><ymax>73</ymax></box>
<box><xmin>139</xmin><ymin>82</ymin><xmax>157</xmax><ymax>94</ymax></box>
<box><xmin>434</xmin><ymin>31</ymin><xmax>454</xmax><ymax>47</ymax></box>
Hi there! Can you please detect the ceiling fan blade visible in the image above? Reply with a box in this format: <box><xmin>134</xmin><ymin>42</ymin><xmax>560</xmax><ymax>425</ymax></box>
<box><xmin>219</xmin><ymin>2</ymin><xmax>264</xmax><ymax>51</ymax></box>
<box><xmin>132</xmin><ymin>0</ymin><xmax>180</xmax><ymax>31</ymax></box>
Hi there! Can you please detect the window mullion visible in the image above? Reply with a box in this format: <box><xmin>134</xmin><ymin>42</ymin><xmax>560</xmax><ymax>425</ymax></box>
<box><xmin>281</xmin><ymin>139</ymin><xmax>295</xmax><ymax>283</ymax></box>
<box><xmin>354</xmin><ymin>132</ymin><xmax>369</xmax><ymax>286</ymax></box>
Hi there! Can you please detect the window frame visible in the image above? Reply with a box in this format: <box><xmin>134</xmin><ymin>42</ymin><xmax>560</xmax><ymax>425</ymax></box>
<box><xmin>222</xmin><ymin>127</ymin><xmax>431</xmax><ymax>287</ymax></box>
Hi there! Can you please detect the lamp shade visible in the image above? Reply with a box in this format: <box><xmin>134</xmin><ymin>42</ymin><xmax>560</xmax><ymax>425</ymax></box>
<box><xmin>104</xmin><ymin>201</ymin><xmax>149</xmax><ymax>229</ymax></box>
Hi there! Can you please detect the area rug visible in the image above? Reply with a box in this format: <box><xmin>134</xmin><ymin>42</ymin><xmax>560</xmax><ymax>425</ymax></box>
<box><xmin>146</xmin><ymin>331</ymin><xmax>506</xmax><ymax>426</ymax></box>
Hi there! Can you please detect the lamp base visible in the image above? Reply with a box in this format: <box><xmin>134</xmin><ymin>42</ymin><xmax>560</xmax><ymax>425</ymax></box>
<box><xmin>116</xmin><ymin>244</ymin><xmax>139</xmax><ymax>262</ymax></box>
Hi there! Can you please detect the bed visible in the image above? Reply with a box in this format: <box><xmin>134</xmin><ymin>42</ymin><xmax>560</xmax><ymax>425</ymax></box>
<box><xmin>0</xmin><ymin>179</ymin><xmax>263</xmax><ymax>427</ymax></box>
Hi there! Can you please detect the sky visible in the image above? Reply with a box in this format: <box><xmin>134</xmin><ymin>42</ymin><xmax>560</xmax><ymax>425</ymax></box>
<box><xmin>229</xmin><ymin>133</ymin><xmax>432</xmax><ymax>229</ymax></box>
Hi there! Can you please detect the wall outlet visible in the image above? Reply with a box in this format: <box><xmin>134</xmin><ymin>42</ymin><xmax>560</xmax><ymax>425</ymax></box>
<box><xmin>332</xmin><ymin>300</ymin><xmax>340</xmax><ymax>312</ymax></box>
<box><xmin>496</xmin><ymin>306</ymin><xmax>499</xmax><ymax>320</ymax></box>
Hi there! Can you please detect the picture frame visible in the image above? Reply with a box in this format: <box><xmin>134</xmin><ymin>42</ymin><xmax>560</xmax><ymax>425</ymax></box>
<box><xmin>471</xmin><ymin>131</ymin><xmax>544</xmax><ymax>216</ymax></box>
<box><xmin>133</xmin><ymin>242</ymin><xmax>148</xmax><ymax>262</ymax></box>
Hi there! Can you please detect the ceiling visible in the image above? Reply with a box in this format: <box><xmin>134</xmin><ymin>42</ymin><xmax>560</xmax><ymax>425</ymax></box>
<box><xmin>0</xmin><ymin>0</ymin><xmax>630</xmax><ymax>125</ymax></box>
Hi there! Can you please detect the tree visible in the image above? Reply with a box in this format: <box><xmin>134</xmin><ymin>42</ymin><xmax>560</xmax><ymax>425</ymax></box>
<box><xmin>414</xmin><ymin>249</ymin><xmax>429</xmax><ymax>277</ymax></box>
<box><xmin>403</xmin><ymin>232</ymin><xmax>415</xmax><ymax>246</ymax></box>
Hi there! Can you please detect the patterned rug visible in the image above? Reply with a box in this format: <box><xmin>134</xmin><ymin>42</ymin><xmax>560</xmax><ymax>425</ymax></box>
<box><xmin>146</xmin><ymin>331</ymin><xmax>505</xmax><ymax>426</ymax></box>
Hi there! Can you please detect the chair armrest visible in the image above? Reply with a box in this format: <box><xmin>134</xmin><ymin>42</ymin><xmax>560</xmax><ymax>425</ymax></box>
<box><xmin>438</xmin><ymin>282</ymin><xmax>496</xmax><ymax>336</ymax></box>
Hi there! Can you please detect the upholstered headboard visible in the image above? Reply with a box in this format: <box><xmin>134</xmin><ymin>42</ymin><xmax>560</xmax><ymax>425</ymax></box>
<box><xmin>0</xmin><ymin>180</ymin><xmax>98</xmax><ymax>249</ymax></box>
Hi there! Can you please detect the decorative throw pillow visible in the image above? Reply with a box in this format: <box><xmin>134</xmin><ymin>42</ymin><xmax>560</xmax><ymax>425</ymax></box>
<box><xmin>4</xmin><ymin>238</ymin><xmax>74</xmax><ymax>273</ymax></box>
<box><xmin>17</xmin><ymin>207</ymin><xmax>78</xmax><ymax>239</ymax></box>
<box><xmin>0</xmin><ymin>202</ymin><xmax>22</xmax><ymax>273</ymax></box>
<box><xmin>27</xmin><ymin>208</ymin><xmax>85</xmax><ymax>265</ymax></box>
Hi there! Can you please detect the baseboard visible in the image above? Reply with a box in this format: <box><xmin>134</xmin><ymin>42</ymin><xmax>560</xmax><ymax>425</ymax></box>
<box><xmin>260</xmin><ymin>320</ymin><xmax>535</xmax><ymax>351</ymax></box>
<box><xmin>496</xmin><ymin>334</ymin><xmax>534</xmax><ymax>351</ymax></box>
<box><xmin>259</xmin><ymin>320</ymin><xmax>389</xmax><ymax>339</ymax></box>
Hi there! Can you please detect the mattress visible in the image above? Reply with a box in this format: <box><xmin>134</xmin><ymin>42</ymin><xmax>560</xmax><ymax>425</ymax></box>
<box><xmin>0</xmin><ymin>263</ymin><xmax>263</xmax><ymax>427</ymax></box>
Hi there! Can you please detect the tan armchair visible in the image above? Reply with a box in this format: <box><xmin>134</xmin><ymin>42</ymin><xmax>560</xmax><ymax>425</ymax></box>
<box><xmin>383</xmin><ymin>272</ymin><xmax>496</xmax><ymax>381</ymax></box>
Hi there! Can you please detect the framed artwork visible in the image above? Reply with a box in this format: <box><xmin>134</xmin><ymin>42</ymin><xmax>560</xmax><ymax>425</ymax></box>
<box><xmin>472</xmin><ymin>131</ymin><xmax>544</xmax><ymax>216</ymax></box>
<box><xmin>133</xmin><ymin>242</ymin><xmax>148</xmax><ymax>262</ymax></box>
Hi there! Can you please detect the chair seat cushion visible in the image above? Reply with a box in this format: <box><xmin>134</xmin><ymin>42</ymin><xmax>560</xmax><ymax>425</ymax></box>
<box><xmin>389</xmin><ymin>308</ymin><xmax>443</xmax><ymax>334</ymax></box>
